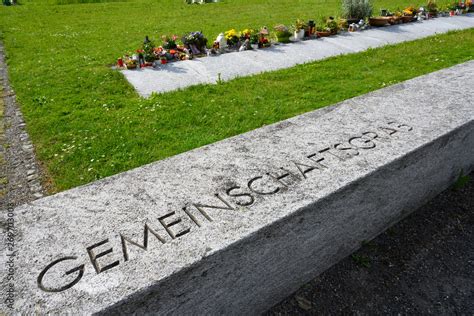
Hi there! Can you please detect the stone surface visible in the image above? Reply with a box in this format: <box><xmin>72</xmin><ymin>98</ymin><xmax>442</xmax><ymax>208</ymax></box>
<box><xmin>1</xmin><ymin>62</ymin><xmax>474</xmax><ymax>314</ymax></box>
<box><xmin>122</xmin><ymin>15</ymin><xmax>474</xmax><ymax>97</ymax></box>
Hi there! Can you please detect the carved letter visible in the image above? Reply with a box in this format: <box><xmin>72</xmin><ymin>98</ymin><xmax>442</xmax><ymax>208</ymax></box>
<box><xmin>378</xmin><ymin>125</ymin><xmax>397</xmax><ymax>136</ymax></box>
<box><xmin>267</xmin><ymin>168</ymin><xmax>296</xmax><ymax>187</ymax></box>
<box><xmin>192</xmin><ymin>194</ymin><xmax>235</xmax><ymax>222</ymax></box>
<box><xmin>226</xmin><ymin>186</ymin><xmax>255</xmax><ymax>206</ymax></box>
<box><xmin>120</xmin><ymin>224</ymin><xmax>167</xmax><ymax>261</ymax></box>
<box><xmin>37</xmin><ymin>257</ymin><xmax>84</xmax><ymax>292</ymax></box>
<box><xmin>333</xmin><ymin>143</ymin><xmax>359</xmax><ymax>159</ymax></box>
<box><xmin>248</xmin><ymin>176</ymin><xmax>280</xmax><ymax>195</ymax></box>
<box><xmin>86</xmin><ymin>239</ymin><xmax>119</xmax><ymax>274</ymax></box>
<box><xmin>158</xmin><ymin>211</ymin><xmax>191</xmax><ymax>239</ymax></box>
<box><xmin>388</xmin><ymin>121</ymin><xmax>413</xmax><ymax>132</ymax></box>
<box><xmin>348</xmin><ymin>135</ymin><xmax>376</xmax><ymax>149</ymax></box>
<box><xmin>293</xmin><ymin>158</ymin><xmax>326</xmax><ymax>179</ymax></box>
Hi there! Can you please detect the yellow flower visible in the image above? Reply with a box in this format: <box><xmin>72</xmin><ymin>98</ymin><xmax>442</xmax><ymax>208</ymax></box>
<box><xmin>225</xmin><ymin>29</ymin><xmax>240</xmax><ymax>39</ymax></box>
<box><xmin>241</xmin><ymin>28</ymin><xmax>253</xmax><ymax>36</ymax></box>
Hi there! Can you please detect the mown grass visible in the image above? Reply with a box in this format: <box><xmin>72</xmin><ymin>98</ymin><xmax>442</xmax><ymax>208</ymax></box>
<box><xmin>0</xmin><ymin>0</ymin><xmax>471</xmax><ymax>192</ymax></box>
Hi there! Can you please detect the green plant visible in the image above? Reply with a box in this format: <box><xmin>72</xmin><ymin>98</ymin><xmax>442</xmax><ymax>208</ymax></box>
<box><xmin>342</xmin><ymin>0</ymin><xmax>373</xmax><ymax>20</ymax></box>
<box><xmin>161</xmin><ymin>35</ymin><xmax>178</xmax><ymax>50</ymax></box>
<box><xmin>351</xmin><ymin>254</ymin><xmax>371</xmax><ymax>268</ymax></box>
<box><xmin>427</xmin><ymin>0</ymin><xmax>438</xmax><ymax>12</ymax></box>
<box><xmin>250</xmin><ymin>33</ymin><xmax>259</xmax><ymax>44</ymax></box>
<box><xmin>273</xmin><ymin>24</ymin><xmax>291</xmax><ymax>42</ymax></box>
<box><xmin>142</xmin><ymin>36</ymin><xmax>155</xmax><ymax>62</ymax></box>
<box><xmin>453</xmin><ymin>170</ymin><xmax>470</xmax><ymax>190</ymax></box>
<box><xmin>224</xmin><ymin>28</ymin><xmax>240</xmax><ymax>46</ymax></box>
<box><xmin>293</xmin><ymin>19</ymin><xmax>307</xmax><ymax>31</ymax></box>
<box><xmin>325</xmin><ymin>17</ymin><xmax>340</xmax><ymax>33</ymax></box>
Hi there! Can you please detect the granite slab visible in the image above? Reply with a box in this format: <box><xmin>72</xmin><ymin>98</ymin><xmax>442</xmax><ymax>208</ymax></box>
<box><xmin>1</xmin><ymin>61</ymin><xmax>474</xmax><ymax>314</ymax></box>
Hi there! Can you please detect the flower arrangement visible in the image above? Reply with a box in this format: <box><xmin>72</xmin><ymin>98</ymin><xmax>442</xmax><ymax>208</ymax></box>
<box><xmin>142</xmin><ymin>36</ymin><xmax>155</xmax><ymax>62</ymax></box>
<box><xmin>325</xmin><ymin>17</ymin><xmax>340</xmax><ymax>34</ymax></box>
<box><xmin>240</xmin><ymin>28</ymin><xmax>253</xmax><ymax>39</ymax></box>
<box><xmin>162</xmin><ymin>35</ymin><xmax>178</xmax><ymax>50</ymax></box>
<box><xmin>224</xmin><ymin>29</ymin><xmax>240</xmax><ymax>47</ymax></box>
<box><xmin>182</xmin><ymin>31</ymin><xmax>208</xmax><ymax>54</ymax></box>
<box><xmin>240</xmin><ymin>28</ymin><xmax>259</xmax><ymax>46</ymax></box>
<box><xmin>258</xmin><ymin>27</ymin><xmax>271</xmax><ymax>48</ymax></box>
<box><xmin>116</xmin><ymin>2</ymin><xmax>463</xmax><ymax>70</ymax></box>
<box><xmin>403</xmin><ymin>6</ymin><xmax>417</xmax><ymax>16</ymax></box>
<box><xmin>293</xmin><ymin>19</ymin><xmax>308</xmax><ymax>31</ymax></box>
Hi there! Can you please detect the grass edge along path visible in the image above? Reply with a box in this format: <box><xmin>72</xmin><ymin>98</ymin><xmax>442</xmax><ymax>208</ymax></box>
<box><xmin>4</xmin><ymin>28</ymin><xmax>474</xmax><ymax>192</ymax></box>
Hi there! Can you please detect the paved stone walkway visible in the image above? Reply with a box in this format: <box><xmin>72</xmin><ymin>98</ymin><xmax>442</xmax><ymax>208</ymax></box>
<box><xmin>122</xmin><ymin>15</ymin><xmax>474</xmax><ymax>97</ymax></box>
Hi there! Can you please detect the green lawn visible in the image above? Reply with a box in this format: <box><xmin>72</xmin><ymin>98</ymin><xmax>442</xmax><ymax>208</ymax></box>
<box><xmin>0</xmin><ymin>0</ymin><xmax>470</xmax><ymax>192</ymax></box>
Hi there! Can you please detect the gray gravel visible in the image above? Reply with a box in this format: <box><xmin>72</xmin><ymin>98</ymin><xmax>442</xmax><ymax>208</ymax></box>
<box><xmin>0</xmin><ymin>42</ymin><xmax>45</xmax><ymax>209</ymax></box>
<box><xmin>267</xmin><ymin>171</ymin><xmax>474</xmax><ymax>315</ymax></box>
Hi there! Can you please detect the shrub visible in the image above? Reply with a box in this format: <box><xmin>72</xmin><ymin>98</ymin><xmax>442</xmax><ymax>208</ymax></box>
<box><xmin>341</xmin><ymin>0</ymin><xmax>373</xmax><ymax>20</ymax></box>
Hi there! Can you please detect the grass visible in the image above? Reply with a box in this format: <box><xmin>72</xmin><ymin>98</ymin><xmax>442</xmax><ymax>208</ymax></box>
<box><xmin>0</xmin><ymin>0</ymin><xmax>471</xmax><ymax>192</ymax></box>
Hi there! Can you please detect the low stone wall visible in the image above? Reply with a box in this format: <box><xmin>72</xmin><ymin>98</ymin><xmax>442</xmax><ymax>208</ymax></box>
<box><xmin>1</xmin><ymin>61</ymin><xmax>473</xmax><ymax>314</ymax></box>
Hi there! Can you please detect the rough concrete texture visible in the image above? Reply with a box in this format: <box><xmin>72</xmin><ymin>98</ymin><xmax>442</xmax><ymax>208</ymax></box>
<box><xmin>122</xmin><ymin>15</ymin><xmax>474</xmax><ymax>97</ymax></box>
<box><xmin>1</xmin><ymin>61</ymin><xmax>474</xmax><ymax>314</ymax></box>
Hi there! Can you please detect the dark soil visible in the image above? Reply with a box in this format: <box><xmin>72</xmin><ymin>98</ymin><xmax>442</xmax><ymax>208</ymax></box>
<box><xmin>267</xmin><ymin>172</ymin><xmax>474</xmax><ymax>315</ymax></box>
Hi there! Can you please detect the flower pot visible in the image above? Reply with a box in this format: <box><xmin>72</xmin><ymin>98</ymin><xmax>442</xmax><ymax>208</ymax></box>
<box><xmin>369</xmin><ymin>17</ymin><xmax>392</xmax><ymax>27</ymax></box>
<box><xmin>316</xmin><ymin>31</ymin><xmax>332</xmax><ymax>37</ymax></box>
<box><xmin>251</xmin><ymin>43</ymin><xmax>259</xmax><ymax>50</ymax></box>
<box><xmin>401</xmin><ymin>15</ymin><xmax>415</xmax><ymax>23</ymax></box>
<box><xmin>294</xmin><ymin>29</ymin><xmax>305</xmax><ymax>40</ymax></box>
<box><xmin>125</xmin><ymin>62</ymin><xmax>137</xmax><ymax>69</ymax></box>
<box><xmin>390</xmin><ymin>16</ymin><xmax>402</xmax><ymax>24</ymax></box>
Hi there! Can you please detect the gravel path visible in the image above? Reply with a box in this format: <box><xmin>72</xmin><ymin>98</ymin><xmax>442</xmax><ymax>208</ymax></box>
<box><xmin>267</xmin><ymin>171</ymin><xmax>474</xmax><ymax>315</ymax></box>
<box><xmin>0</xmin><ymin>42</ymin><xmax>45</xmax><ymax>210</ymax></box>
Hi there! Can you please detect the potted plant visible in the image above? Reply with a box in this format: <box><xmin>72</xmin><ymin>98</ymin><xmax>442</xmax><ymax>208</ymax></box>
<box><xmin>316</xmin><ymin>18</ymin><xmax>332</xmax><ymax>37</ymax></box>
<box><xmin>225</xmin><ymin>28</ymin><xmax>241</xmax><ymax>50</ymax></box>
<box><xmin>292</xmin><ymin>19</ymin><xmax>307</xmax><ymax>40</ymax></box>
<box><xmin>182</xmin><ymin>31</ymin><xmax>208</xmax><ymax>55</ymax></box>
<box><xmin>341</xmin><ymin>0</ymin><xmax>373</xmax><ymax>24</ymax></box>
<box><xmin>142</xmin><ymin>36</ymin><xmax>156</xmax><ymax>63</ymax></box>
<box><xmin>245</xmin><ymin>29</ymin><xmax>259</xmax><ymax>49</ymax></box>
<box><xmin>369</xmin><ymin>9</ymin><xmax>394</xmax><ymax>26</ymax></box>
<box><xmin>273</xmin><ymin>24</ymin><xmax>292</xmax><ymax>43</ymax></box>
<box><xmin>258</xmin><ymin>27</ymin><xmax>271</xmax><ymax>48</ymax></box>
<box><xmin>402</xmin><ymin>6</ymin><xmax>417</xmax><ymax>22</ymax></box>
<box><xmin>162</xmin><ymin>35</ymin><xmax>178</xmax><ymax>50</ymax></box>
<box><xmin>391</xmin><ymin>11</ymin><xmax>403</xmax><ymax>24</ymax></box>
<box><xmin>427</xmin><ymin>0</ymin><xmax>438</xmax><ymax>17</ymax></box>
<box><xmin>325</xmin><ymin>17</ymin><xmax>340</xmax><ymax>35</ymax></box>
